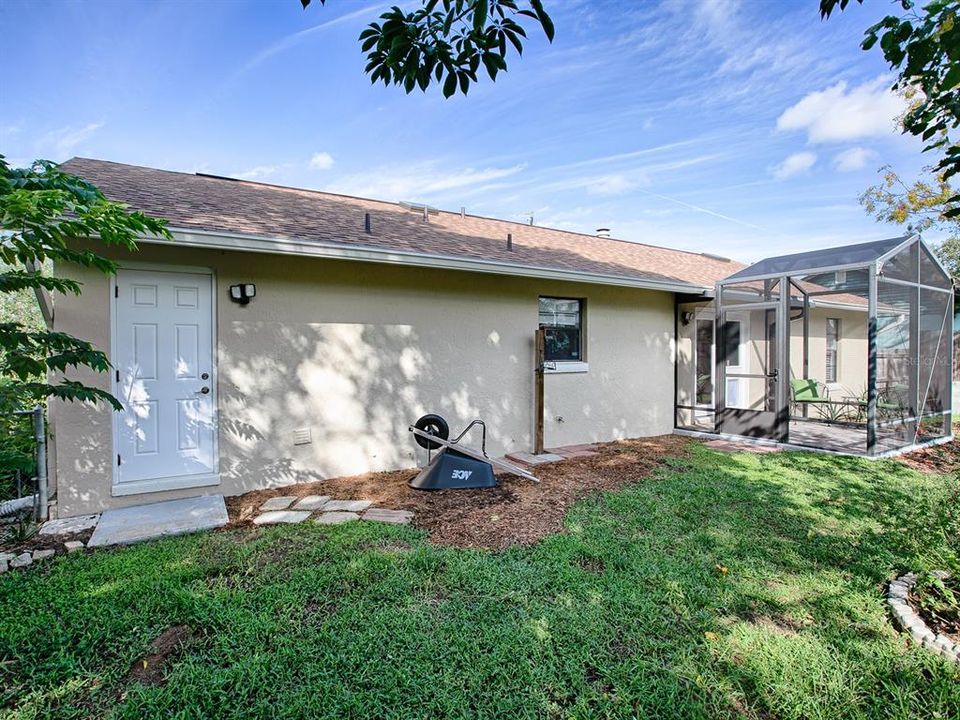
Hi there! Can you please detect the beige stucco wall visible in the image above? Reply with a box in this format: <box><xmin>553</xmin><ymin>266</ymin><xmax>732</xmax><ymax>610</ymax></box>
<box><xmin>790</xmin><ymin>306</ymin><xmax>868</xmax><ymax>398</ymax></box>
<box><xmin>50</xmin><ymin>242</ymin><xmax>676</xmax><ymax>517</ymax></box>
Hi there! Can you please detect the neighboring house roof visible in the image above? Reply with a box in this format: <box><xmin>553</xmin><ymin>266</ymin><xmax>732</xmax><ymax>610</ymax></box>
<box><xmin>60</xmin><ymin>157</ymin><xmax>744</xmax><ymax>293</ymax></box>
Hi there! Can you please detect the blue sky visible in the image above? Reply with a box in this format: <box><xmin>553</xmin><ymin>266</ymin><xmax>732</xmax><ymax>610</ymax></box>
<box><xmin>0</xmin><ymin>0</ymin><xmax>939</xmax><ymax>262</ymax></box>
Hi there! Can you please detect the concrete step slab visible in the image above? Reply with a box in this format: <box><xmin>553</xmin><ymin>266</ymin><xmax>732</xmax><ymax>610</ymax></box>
<box><xmin>547</xmin><ymin>443</ymin><xmax>599</xmax><ymax>453</ymax></box>
<box><xmin>39</xmin><ymin>514</ymin><xmax>100</xmax><ymax>536</ymax></box>
<box><xmin>88</xmin><ymin>495</ymin><xmax>228</xmax><ymax>548</ymax></box>
<box><xmin>505</xmin><ymin>451</ymin><xmax>563</xmax><ymax>467</ymax></box>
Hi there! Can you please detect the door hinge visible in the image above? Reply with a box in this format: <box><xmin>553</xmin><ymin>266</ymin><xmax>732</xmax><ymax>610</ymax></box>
<box><xmin>117</xmin><ymin>454</ymin><xmax>122</xmax><ymax>466</ymax></box>
<box><xmin>115</xmin><ymin>369</ymin><xmax>120</xmax><ymax>382</ymax></box>
<box><xmin>114</xmin><ymin>285</ymin><xmax>119</xmax><ymax>298</ymax></box>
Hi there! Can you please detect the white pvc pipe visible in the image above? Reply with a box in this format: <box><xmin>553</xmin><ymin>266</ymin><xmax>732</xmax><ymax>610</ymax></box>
<box><xmin>0</xmin><ymin>494</ymin><xmax>37</xmax><ymax>517</ymax></box>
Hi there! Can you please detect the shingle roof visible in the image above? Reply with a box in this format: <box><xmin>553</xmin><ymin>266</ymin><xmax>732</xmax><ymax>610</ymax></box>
<box><xmin>60</xmin><ymin>157</ymin><xmax>744</xmax><ymax>291</ymax></box>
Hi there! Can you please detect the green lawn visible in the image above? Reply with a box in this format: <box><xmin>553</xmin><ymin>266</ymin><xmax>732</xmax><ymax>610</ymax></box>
<box><xmin>2</xmin><ymin>444</ymin><xmax>959</xmax><ymax>719</ymax></box>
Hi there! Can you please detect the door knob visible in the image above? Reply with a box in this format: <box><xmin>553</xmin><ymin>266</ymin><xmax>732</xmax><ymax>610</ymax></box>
<box><xmin>197</xmin><ymin>386</ymin><xmax>210</xmax><ymax>395</ymax></box>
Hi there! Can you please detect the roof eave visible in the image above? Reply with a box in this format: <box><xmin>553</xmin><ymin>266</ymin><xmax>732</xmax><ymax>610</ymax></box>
<box><xmin>147</xmin><ymin>227</ymin><xmax>709</xmax><ymax>295</ymax></box>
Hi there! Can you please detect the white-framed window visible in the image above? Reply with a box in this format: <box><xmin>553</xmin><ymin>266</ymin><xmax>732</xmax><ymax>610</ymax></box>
<box><xmin>539</xmin><ymin>297</ymin><xmax>583</xmax><ymax>362</ymax></box>
<box><xmin>826</xmin><ymin>317</ymin><xmax>840</xmax><ymax>384</ymax></box>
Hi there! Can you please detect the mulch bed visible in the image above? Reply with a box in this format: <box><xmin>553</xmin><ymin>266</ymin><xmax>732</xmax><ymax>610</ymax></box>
<box><xmin>0</xmin><ymin>527</ymin><xmax>93</xmax><ymax>557</ymax></box>
<box><xmin>225</xmin><ymin>435</ymin><xmax>692</xmax><ymax>551</ymax></box>
<box><xmin>899</xmin><ymin>435</ymin><xmax>960</xmax><ymax>476</ymax></box>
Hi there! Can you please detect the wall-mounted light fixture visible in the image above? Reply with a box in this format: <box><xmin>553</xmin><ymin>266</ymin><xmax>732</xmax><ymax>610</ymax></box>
<box><xmin>229</xmin><ymin>283</ymin><xmax>256</xmax><ymax>305</ymax></box>
<box><xmin>680</xmin><ymin>311</ymin><xmax>695</xmax><ymax>326</ymax></box>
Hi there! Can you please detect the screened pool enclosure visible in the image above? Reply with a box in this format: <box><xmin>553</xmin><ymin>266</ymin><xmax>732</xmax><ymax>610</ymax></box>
<box><xmin>676</xmin><ymin>235</ymin><xmax>954</xmax><ymax>456</ymax></box>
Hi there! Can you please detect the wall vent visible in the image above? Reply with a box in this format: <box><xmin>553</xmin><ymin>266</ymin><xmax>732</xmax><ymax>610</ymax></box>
<box><xmin>293</xmin><ymin>428</ymin><xmax>312</xmax><ymax>445</ymax></box>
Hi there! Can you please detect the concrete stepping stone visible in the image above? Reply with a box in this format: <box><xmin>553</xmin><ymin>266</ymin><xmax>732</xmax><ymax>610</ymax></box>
<box><xmin>259</xmin><ymin>495</ymin><xmax>298</xmax><ymax>511</ymax></box>
<box><xmin>253</xmin><ymin>510</ymin><xmax>312</xmax><ymax>525</ymax></box>
<box><xmin>292</xmin><ymin>495</ymin><xmax>330</xmax><ymax>511</ymax></box>
<box><xmin>88</xmin><ymin>495</ymin><xmax>228</xmax><ymax>547</ymax></box>
<box><xmin>321</xmin><ymin>499</ymin><xmax>372</xmax><ymax>513</ymax></box>
<box><xmin>505</xmin><ymin>451</ymin><xmax>563</xmax><ymax>466</ymax></box>
<box><xmin>39</xmin><ymin>514</ymin><xmax>99</xmax><ymax>535</ymax></box>
<box><xmin>315</xmin><ymin>511</ymin><xmax>359</xmax><ymax>525</ymax></box>
<box><xmin>362</xmin><ymin>508</ymin><xmax>414</xmax><ymax>525</ymax></box>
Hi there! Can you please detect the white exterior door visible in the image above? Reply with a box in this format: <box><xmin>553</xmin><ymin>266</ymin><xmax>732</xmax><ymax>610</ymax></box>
<box><xmin>113</xmin><ymin>268</ymin><xmax>217</xmax><ymax>490</ymax></box>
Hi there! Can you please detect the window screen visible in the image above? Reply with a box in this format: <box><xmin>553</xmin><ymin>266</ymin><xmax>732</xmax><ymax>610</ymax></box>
<box><xmin>539</xmin><ymin>297</ymin><xmax>583</xmax><ymax>362</ymax></box>
<box><xmin>826</xmin><ymin>318</ymin><xmax>840</xmax><ymax>383</ymax></box>
<box><xmin>696</xmin><ymin>319</ymin><xmax>713</xmax><ymax>405</ymax></box>
<box><xmin>724</xmin><ymin>321</ymin><xmax>741</xmax><ymax>367</ymax></box>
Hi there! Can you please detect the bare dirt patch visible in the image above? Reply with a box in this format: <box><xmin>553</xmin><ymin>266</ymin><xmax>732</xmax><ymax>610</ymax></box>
<box><xmin>303</xmin><ymin>600</ymin><xmax>338</xmax><ymax>624</ymax></box>
<box><xmin>125</xmin><ymin>625</ymin><xmax>193</xmax><ymax>686</ymax></box>
<box><xmin>225</xmin><ymin>435</ymin><xmax>692</xmax><ymax>551</ymax></box>
<box><xmin>752</xmin><ymin>615</ymin><xmax>802</xmax><ymax>636</ymax></box>
<box><xmin>572</xmin><ymin>554</ymin><xmax>606</xmax><ymax>574</ymax></box>
<box><xmin>359</xmin><ymin>538</ymin><xmax>412</xmax><ymax>554</ymax></box>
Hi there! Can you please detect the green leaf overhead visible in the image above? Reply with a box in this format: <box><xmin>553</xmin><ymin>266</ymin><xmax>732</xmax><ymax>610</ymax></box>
<box><xmin>303</xmin><ymin>0</ymin><xmax>554</xmax><ymax>97</ymax></box>
<box><xmin>0</xmin><ymin>157</ymin><xmax>171</xmax><ymax>412</ymax></box>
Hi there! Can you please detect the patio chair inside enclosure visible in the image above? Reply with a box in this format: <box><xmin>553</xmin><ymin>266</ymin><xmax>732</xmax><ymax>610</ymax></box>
<box><xmin>791</xmin><ymin>378</ymin><xmax>867</xmax><ymax>423</ymax></box>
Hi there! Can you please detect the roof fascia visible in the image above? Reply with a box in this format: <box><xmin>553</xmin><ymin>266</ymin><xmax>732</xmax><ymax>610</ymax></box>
<box><xmin>154</xmin><ymin>227</ymin><xmax>708</xmax><ymax>295</ymax></box>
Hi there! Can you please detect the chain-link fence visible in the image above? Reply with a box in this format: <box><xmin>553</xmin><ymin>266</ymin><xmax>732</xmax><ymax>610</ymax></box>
<box><xmin>1</xmin><ymin>407</ymin><xmax>47</xmax><ymax>542</ymax></box>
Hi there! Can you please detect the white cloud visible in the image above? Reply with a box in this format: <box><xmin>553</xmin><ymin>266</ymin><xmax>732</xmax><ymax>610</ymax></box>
<box><xmin>771</xmin><ymin>151</ymin><xmax>817</xmax><ymax>180</ymax></box>
<box><xmin>776</xmin><ymin>76</ymin><xmax>906</xmax><ymax>143</ymax></box>
<box><xmin>38</xmin><ymin>122</ymin><xmax>104</xmax><ymax>159</ymax></box>
<box><xmin>309</xmin><ymin>152</ymin><xmax>335</xmax><ymax>170</ymax></box>
<box><xmin>587</xmin><ymin>174</ymin><xmax>639</xmax><ymax>196</ymax></box>
<box><xmin>329</xmin><ymin>162</ymin><xmax>526</xmax><ymax>201</ymax></box>
<box><xmin>832</xmin><ymin>147</ymin><xmax>877</xmax><ymax>172</ymax></box>
<box><xmin>235</xmin><ymin>165</ymin><xmax>282</xmax><ymax>181</ymax></box>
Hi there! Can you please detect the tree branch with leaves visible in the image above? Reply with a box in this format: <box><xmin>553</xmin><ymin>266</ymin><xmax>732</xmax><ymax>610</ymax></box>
<box><xmin>861</xmin><ymin>163</ymin><xmax>959</xmax><ymax>277</ymax></box>
<box><xmin>821</xmin><ymin>0</ymin><xmax>960</xmax><ymax>215</ymax></box>
<box><xmin>302</xmin><ymin>0</ymin><xmax>554</xmax><ymax>97</ymax></box>
<box><xmin>0</xmin><ymin>157</ymin><xmax>170</xmax><ymax>413</ymax></box>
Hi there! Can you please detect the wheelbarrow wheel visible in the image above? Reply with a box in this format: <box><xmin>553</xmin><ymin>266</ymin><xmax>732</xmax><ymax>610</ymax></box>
<box><xmin>413</xmin><ymin>414</ymin><xmax>449</xmax><ymax>450</ymax></box>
